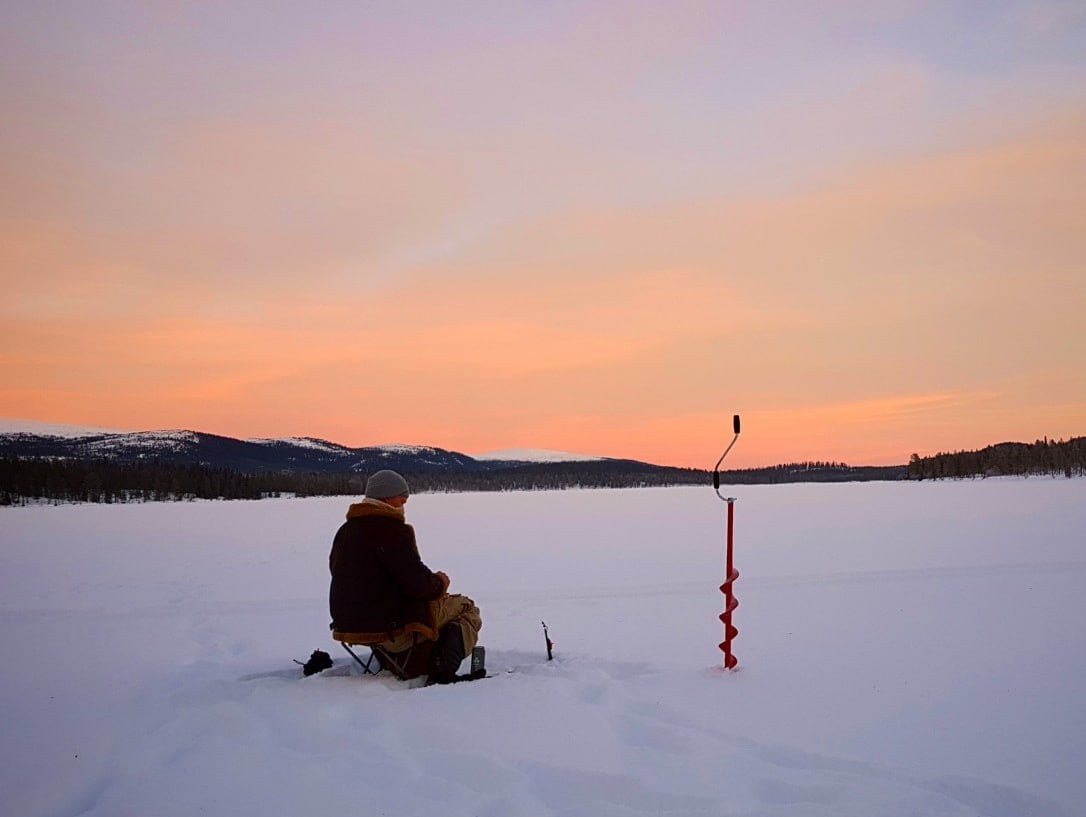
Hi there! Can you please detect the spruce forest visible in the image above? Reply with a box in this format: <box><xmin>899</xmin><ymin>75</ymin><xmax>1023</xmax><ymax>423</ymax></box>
<box><xmin>907</xmin><ymin>437</ymin><xmax>1085</xmax><ymax>480</ymax></box>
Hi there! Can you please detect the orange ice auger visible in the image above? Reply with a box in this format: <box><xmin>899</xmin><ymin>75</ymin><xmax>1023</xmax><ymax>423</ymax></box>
<box><xmin>713</xmin><ymin>415</ymin><xmax>741</xmax><ymax>671</ymax></box>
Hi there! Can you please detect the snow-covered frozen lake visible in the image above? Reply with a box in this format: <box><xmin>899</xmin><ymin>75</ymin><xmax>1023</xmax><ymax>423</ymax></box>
<box><xmin>2</xmin><ymin>479</ymin><xmax>1084</xmax><ymax>817</ymax></box>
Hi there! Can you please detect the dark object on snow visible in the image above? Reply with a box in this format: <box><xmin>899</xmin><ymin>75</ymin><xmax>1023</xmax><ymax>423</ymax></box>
<box><xmin>470</xmin><ymin>646</ymin><xmax>485</xmax><ymax>678</ymax></box>
<box><xmin>295</xmin><ymin>649</ymin><xmax>334</xmax><ymax>676</ymax></box>
<box><xmin>542</xmin><ymin>621</ymin><xmax>554</xmax><ymax>661</ymax></box>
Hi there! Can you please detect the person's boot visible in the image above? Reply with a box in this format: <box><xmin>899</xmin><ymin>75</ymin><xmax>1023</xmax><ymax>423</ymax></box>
<box><xmin>428</xmin><ymin>623</ymin><xmax>465</xmax><ymax>685</ymax></box>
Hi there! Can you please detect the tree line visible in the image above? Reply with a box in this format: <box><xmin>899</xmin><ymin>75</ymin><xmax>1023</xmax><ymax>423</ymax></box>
<box><xmin>0</xmin><ymin>459</ymin><xmax>367</xmax><ymax>506</ymax></box>
<box><xmin>717</xmin><ymin>461</ymin><xmax>906</xmax><ymax>484</ymax></box>
<box><xmin>407</xmin><ymin>460</ymin><xmax>711</xmax><ymax>492</ymax></box>
<box><xmin>0</xmin><ymin>458</ymin><xmax>712</xmax><ymax>506</ymax></box>
<box><xmin>1</xmin><ymin>457</ymin><xmax>879</xmax><ymax>506</ymax></box>
<box><xmin>906</xmin><ymin>437</ymin><xmax>1086</xmax><ymax>480</ymax></box>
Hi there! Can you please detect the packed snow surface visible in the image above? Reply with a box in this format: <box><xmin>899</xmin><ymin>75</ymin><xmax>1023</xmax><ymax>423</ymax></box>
<box><xmin>473</xmin><ymin>448</ymin><xmax>606</xmax><ymax>462</ymax></box>
<box><xmin>2</xmin><ymin>479</ymin><xmax>1084</xmax><ymax>817</ymax></box>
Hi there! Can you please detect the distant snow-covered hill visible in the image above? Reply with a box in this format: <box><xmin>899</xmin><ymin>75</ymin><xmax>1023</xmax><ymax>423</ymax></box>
<box><xmin>472</xmin><ymin>448</ymin><xmax>606</xmax><ymax>464</ymax></box>
<box><xmin>0</xmin><ymin>425</ymin><xmax>486</xmax><ymax>474</ymax></box>
<box><xmin>246</xmin><ymin>436</ymin><xmax>353</xmax><ymax>455</ymax></box>
<box><xmin>0</xmin><ymin>423</ymin><xmax>629</xmax><ymax>476</ymax></box>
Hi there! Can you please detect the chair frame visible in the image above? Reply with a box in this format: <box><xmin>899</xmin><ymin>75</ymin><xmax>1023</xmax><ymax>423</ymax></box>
<box><xmin>338</xmin><ymin>634</ymin><xmax>421</xmax><ymax>680</ymax></box>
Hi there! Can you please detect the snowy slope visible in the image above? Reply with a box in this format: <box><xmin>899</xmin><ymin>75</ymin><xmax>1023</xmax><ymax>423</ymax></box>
<box><xmin>1</xmin><ymin>424</ymin><xmax>643</xmax><ymax>476</ymax></box>
<box><xmin>1</xmin><ymin>479</ymin><xmax>1083</xmax><ymax>816</ymax></box>
<box><xmin>473</xmin><ymin>447</ymin><xmax>606</xmax><ymax>463</ymax></box>
<box><xmin>246</xmin><ymin>436</ymin><xmax>354</xmax><ymax>454</ymax></box>
<box><xmin>0</xmin><ymin>428</ymin><xmax>485</xmax><ymax>474</ymax></box>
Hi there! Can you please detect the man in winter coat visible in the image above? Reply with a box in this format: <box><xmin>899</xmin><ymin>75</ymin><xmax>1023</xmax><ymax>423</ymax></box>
<box><xmin>329</xmin><ymin>469</ymin><xmax>482</xmax><ymax>684</ymax></box>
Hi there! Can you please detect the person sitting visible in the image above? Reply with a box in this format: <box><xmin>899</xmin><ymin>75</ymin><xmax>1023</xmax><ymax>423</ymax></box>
<box><xmin>329</xmin><ymin>469</ymin><xmax>481</xmax><ymax>684</ymax></box>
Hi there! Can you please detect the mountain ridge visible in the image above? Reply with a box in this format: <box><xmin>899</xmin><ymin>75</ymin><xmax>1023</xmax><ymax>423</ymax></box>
<box><xmin>0</xmin><ymin>425</ymin><xmax>618</xmax><ymax>475</ymax></box>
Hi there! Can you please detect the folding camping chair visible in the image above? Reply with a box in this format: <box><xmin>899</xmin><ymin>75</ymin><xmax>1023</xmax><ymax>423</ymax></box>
<box><xmin>332</xmin><ymin>624</ymin><xmax>437</xmax><ymax>681</ymax></box>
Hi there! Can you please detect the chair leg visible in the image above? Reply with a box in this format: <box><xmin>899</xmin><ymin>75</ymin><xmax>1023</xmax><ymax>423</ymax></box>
<box><xmin>340</xmin><ymin>643</ymin><xmax>381</xmax><ymax>675</ymax></box>
<box><xmin>371</xmin><ymin>643</ymin><xmax>415</xmax><ymax>680</ymax></box>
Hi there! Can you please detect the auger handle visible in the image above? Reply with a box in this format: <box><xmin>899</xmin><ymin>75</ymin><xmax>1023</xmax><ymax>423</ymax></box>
<box><xmin>713</xmin><ymin>415</ymin><xmax>741</xmax><ymax>497</ymax></box>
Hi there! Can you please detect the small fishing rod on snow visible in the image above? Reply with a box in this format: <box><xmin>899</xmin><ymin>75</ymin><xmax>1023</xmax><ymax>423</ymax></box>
<box><xmin>713</xmin><ymin>415</ymin><xmax>741</xmax><ymax>670</ymax></box>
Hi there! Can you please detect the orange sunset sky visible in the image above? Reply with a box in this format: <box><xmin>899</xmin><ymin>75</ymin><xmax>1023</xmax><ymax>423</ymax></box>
<box><xmin>2</xmin><ymin>2</ymin><xmax>1084</xmax><ymax>469</ymax></box>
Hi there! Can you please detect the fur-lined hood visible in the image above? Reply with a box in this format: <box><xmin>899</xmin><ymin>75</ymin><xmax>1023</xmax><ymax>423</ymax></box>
<box><xmin>346</xmin><ymin>498</ymin><xmax>407</xmax><ymax>522</ymax></box>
